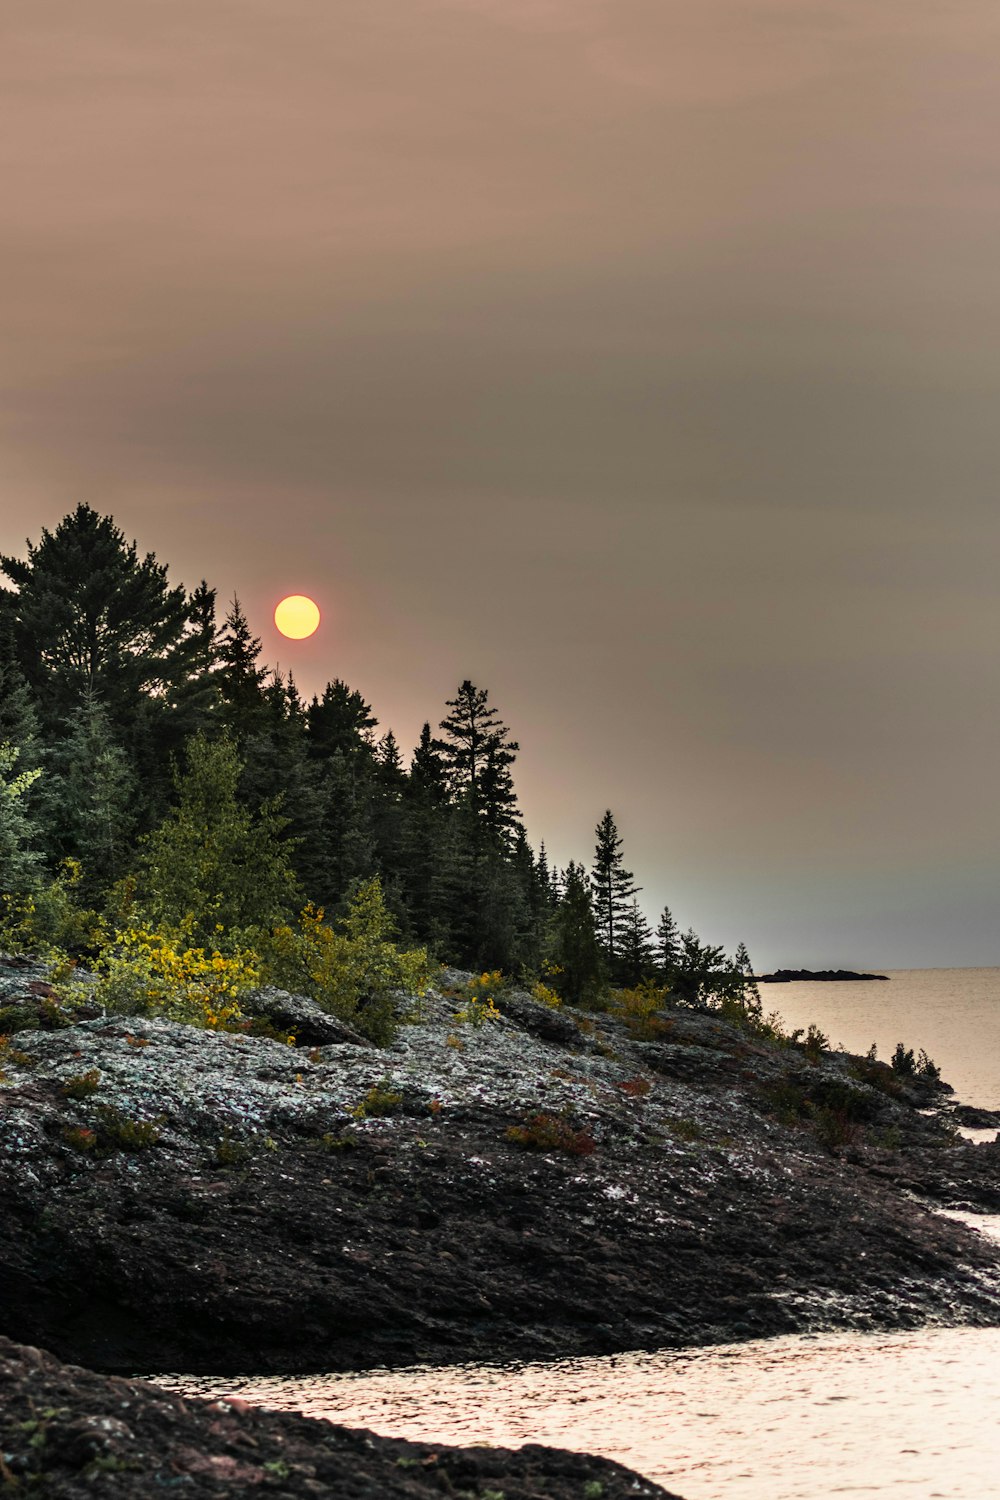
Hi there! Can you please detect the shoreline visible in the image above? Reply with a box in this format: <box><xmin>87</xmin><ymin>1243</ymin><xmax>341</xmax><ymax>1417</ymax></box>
<box><xmin>2</xmin><ymin>957</ymin><xmax>999</xmax><ymax>1378</ymax></box>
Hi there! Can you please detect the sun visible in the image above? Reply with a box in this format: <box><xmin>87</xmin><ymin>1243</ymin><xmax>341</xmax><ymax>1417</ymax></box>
<box><xmin>274</xmin><ymin>594</ymin><xmax>321</xmax><ymax>639</ymax></box>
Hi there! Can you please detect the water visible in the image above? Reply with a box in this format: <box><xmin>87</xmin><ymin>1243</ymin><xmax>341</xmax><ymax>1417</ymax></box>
<box><xmin>158</xmin><ymin>968</ymin><xmax>1000</xmax><ymax>1497</ymax></box>
<box><xmin>161</xmin><ymin>1328</ymin><xmax>1000</xmax><ymax>1499</ymax></box>
<box><xmin>757</xmin><ymin>967</ymin><xmax>1000</xmax><ymax>1112</ymax></box>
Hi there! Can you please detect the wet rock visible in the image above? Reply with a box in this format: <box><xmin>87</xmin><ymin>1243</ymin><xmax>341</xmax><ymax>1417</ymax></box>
<box><xmin>951</xmin><ymin>1104</ymin><xmax>1000</xmax><ymax>1128</ymax></box>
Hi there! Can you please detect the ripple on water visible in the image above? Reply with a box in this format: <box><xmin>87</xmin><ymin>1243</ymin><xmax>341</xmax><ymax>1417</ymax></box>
<box><xmin>156</xmin><ymin>1326</ymin><xmax>1000</xmax><ymax>1499</ymax></box>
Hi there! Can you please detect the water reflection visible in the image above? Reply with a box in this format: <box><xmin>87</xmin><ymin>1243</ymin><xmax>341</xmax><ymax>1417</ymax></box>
<box><xmin>158</xmin><ymin>1326</ymin><xmax>1000</xmax><ymax>1499</ymax></box>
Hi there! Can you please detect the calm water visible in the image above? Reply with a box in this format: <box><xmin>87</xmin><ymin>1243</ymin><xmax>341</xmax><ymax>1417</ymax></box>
<box><xmin>758</xmin><ymin>967</ymin><xmax>1000</xmax><ymax>1112</ymax></box>
<box><xmin>161</xmin><ymin>1327</ymin><xmax>1000</xmax><ymax>1499</ymax></box>
<box><xmin>159</xmin><ymin>968</ymin><xmax>1000</xmax><ymax>1497</ymax></box>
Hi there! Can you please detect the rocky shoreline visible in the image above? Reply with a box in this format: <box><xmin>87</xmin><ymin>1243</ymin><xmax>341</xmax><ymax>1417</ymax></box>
<box><xmin>2</xmin><ymin>957</ymin><xmax>999</xmax><ymax>1377</ymax></box>
<box><xmin>2</xmin><ymin>955</ymin><xmax>1000</xmax><ymax>1494</ymax></box>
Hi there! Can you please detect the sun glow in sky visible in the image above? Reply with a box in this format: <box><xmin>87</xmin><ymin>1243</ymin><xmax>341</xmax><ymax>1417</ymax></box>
<box><xmin>274</xmin><ymin>595</ymin><xmax>321</xmax><ymax>640</ymax></box>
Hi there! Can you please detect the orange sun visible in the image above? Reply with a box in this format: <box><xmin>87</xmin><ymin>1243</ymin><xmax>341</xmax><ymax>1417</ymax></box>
<box><xmin>274</xmin><ymin>595</ymin><xmax>321</xmax><ymax>639</ymax></box>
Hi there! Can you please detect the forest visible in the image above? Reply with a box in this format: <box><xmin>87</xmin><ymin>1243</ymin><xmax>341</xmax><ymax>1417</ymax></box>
<box><xmin>0</xmin><ymin>505</ymin><xmax>758</xmax><ymax>1038</ymax></box>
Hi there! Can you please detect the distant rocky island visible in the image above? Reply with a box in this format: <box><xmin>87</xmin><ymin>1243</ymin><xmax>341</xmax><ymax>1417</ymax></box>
<box><xmin>758</xmin><ymin>968</ymin><xmax>890</xmax><ymax>983</ymax></box>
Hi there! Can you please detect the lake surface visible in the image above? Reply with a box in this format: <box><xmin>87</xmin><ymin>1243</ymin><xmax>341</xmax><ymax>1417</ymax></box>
<box><xmin>758</xmin><ymin>967</ymin><xmax>1000</xmax><ymax>1112</ymax></box>
<box><xmin>158</xmin><ymin>968</ymin><xmax>1000</xmax><ymax>1498</ymax></box>
<box><xmin>161</xmin><ymin>1325</ymin><xmax>1000</xmax><ymax>1499</ymax></box>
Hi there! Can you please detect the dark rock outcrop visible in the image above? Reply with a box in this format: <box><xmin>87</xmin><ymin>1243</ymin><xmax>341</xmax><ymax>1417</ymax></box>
<box><xmin>240</xmin><ymin>985</ymin><xmax>369</xmax><ymax>1047</ymax></box>
<box><xmin>758</xmin><ymin>969</ymin><xmax>890</xmax><ymax>982</ymax></box>
<box><xmin>0</xmin><ymin>1337</ymin><xmax>678</xmax><ymax>1499</ymax></box>
<box><xmin>1</xmin><ymin>962</ymin><xmax>999</xmax><ymax>1376</ymax></box>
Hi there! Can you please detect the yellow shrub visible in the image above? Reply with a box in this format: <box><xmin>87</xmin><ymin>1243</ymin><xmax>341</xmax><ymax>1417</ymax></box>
<box><xmin>612</xmin><ymin>979</ymin><xmax>671</xmax><ymax>1039</ymax></box>
<box><xmin>96</xmin><ymin>922</ymin><xmax>260</xmax><ymax>1029</ymax></box>
<box><xmin>530</xmin><ymin>980</ymin><xmax>562</xmax><ymax>1009</ymax></box>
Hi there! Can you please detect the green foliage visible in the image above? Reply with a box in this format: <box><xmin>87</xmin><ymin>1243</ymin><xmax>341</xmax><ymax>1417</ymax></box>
<box><xmin>0</xmin><ymin>741</ymin><xmax>43</xmax><ymax>896</ymax></box>
<box><xmin>131</xmin><ymin>732</ymin><xmax>299</xmax><ymax>945</ymax></box>
<box><xmin>62</xmin><ymin>1105</ymin><xmax>161</xmax><ymax>1155</ymax></box>
<box><xmin>791</xmin><ymin>1022</ymin><xmax>830</xmax><ymax>1063</ymax></box>
<box><xmin>453</xmin><ymin>969</ymin><xmax>505</xmax><ymax>1027</ymax></box>
<box><xmin>260</xmin><ymin>877</ymin><xmax>432</xmax><ymax>1045</ymax></box>
<box><xmin>60</xmin><ymin>1069</ymin><xmax>101</xmax><ymax>1100</ymax></box>
<box><xmin>591</xmin><ymin>810</ymin><xmax>639</xmax><ymax>965</ymax></box>
<box><xmin>0</xmin><ymin>858</ymin><xmax>105</xmax><ymax>958</ymax></box>
<box><xmin>39</xmin><ymin>693</ymin><xmax>136</xmax><ymax>900</ymax></box>
<box><xmin>352</xmin><ymin>1081</ymin><xmax>403</xmax><ymax>1118</ymax></box>
<box><xmin>0</xmin><ymin>504</ymin><xmax>210</xmax><ymax>738</ymax></box>
<box><xmin>92</xmin><ymin>1105</ymin><xmax>161</xmax><ymax>1151</ymax></box>
<box><xmin>549</xmin><ymin>862</ymin><xmax>606</xmax><ymax>1007</ymax></box>
<box><xmin>0</xmin><ymin>507</ymin><xmax>758</xmax><ymax>1006</ymax></box>
<box><xmin>437</xmin><ymin>680</ymin><xmax>521</xmax><ymax>845</ymax></box>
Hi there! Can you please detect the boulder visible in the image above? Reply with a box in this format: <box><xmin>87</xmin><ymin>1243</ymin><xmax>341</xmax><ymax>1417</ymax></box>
<box><xmin>240</xmin><ymin>986</ymin><xmax>368</xmax><ymax>1047</ymax></box>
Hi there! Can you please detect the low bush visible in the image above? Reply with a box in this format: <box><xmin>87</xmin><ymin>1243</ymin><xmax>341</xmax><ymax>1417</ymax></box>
<box><xmin>60</xmin><ymin>1069</ymin><xmax>100</xmax><ymax>1100</ymax></box>
<box><xmin>612</xmin><ymin>980</ymin><xmax>671</xmax><ymax>1039</ymax></box>
<box><xmin>95</xmin><ymin>923</ymin><xmax>259</xmax><ymax>1029</ymax></box>
<box><xmin>506</xmin><ymin>1111</ymin><xmax>596</xmax><ymax>1156</ymax></box>
<box><xmin>259</xmin><ymin>879</ymin><xmax>431</xmax><ymax>1046</ymax></box>
<box><xmin>352</xmin><ymin>1081</ymin><xmax>402</xmax><ymax>1118</ymax></box>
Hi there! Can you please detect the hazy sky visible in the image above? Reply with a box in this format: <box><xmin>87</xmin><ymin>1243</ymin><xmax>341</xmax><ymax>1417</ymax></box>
<box><xmin>3</xmin><ymin>1</ymin><xmax>1000</xmax><ymax>968</ymax></box>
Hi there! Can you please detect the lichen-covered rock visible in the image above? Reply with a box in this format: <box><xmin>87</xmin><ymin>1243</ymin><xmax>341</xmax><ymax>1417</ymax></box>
<box><xmin>240</xmin><ymin>984</ymin><xmax>370</xmax><ymax>1047</ymax></box>
<box><xmin>1</xmin><ymin>957</ymin><xmax>999</xmax><ymax>1376</ymax></box>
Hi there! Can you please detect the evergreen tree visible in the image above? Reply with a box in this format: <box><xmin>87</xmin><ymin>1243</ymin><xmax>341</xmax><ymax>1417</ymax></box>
<box><xmin>217</xmin><ymin>596</ymin><xmax>270</xmax><ymax>741</ymax></box>
<box><xmin>655</xmin><ymin>904</ymin><xmax>681</xmax><ymax>981</ymax></box>
<box><xmin>732</xmin><ymin>940</ymin><xmax>761</xmax><ymax>1014</ymax></box>
<box><xmin>307</xmin><ymin>680</ymin><xmax>377</xmax><ymax>762</ymax></box>
<box><xmin>41</xmin><ymin>691</ymin><xmax>136</xmax><ymax>899</ymax></box>
<box><xmin>437</xmin><ymin>681</ymin><xmax>521</xmax><ymax>843</ymax></box>
<box><xmin>311</xmin><ymin>749</ymin><xmax>376</xmax><ymax>911</ymax></box>
<box><xmin>239</xmin><ymin>671</ymin><xmax>327</xmax><ymax>900</ymax></box>
<box><xmin>617</xmin><ymin>898</ymin><xmax>656</xmax><ymax>987</ymax></box>
<box><xmin>370</xmin><ymin>730</ymin><xmax>407</xmax><ymax>896</ymax></box>
<box><xmin>0</xmin><ymin>505</ymin><xmax>209</xmax><ymax>734</ymax></box>
<box><xmin>672</xmin><ymin>928</ymin><xmax>728</xmax><ymax>1006</ymax></box>
<box><xmin>590</xmin><ymin>810</ymin><xmax>639</xmax><ymax>966</ymax></box>
<box><xmin>550</xmin><ymin>861</ymin><xmax>605</xmax><ymax>1006</ymax></box>
<box><xmin>132</xmin><ymin>732</ymin><xmax>299</xmax><ymax>944</ymax></box>
<box><xmin>398</xmin><ymin>726</ymin><xmax>452</xmax><ymax>950</ymax></box>
<box><xmin>409</xmin><ymin>723</ymin><xmax>449</xmax><ymax>804</ymax></box>
<box><xmin>0</xmin><ymin>743</ymin><xmax>43</xmax><ymax>895</ymax></box>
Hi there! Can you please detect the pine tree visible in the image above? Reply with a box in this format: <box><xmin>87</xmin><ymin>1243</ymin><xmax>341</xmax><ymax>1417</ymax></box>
<box><xmin>41</xmin><ymin>691</ymin><xmax>136</xmax><ymax>899</ymax></box>
<box><xmin>672</xmin><ymin>927</ymin><xmax>727</xmax><ymax>1007</ymax></box>
<box><xmin>656</xmin><ymin>904</ymin><xmax>681</xmax><ymax>981</ymax></box>
<box><xmin>217</xmin><ymin>596</ymin><xmax>270</xmax><ymax>741</ymax></box>
<box><xmin>307</xmin><ymin>680</ymin><xmax>377</xmax><ymax>762</ymax></box>
<box><xmin>0</xmin><ymin>505</ymin><xmax>209</xmax><ymax>733</ymax></box>
<box><xmin>133</xmin><ymin>733</ymin><xmax>299</xmax><ymax>944</ymax></box>
<box><xmin>409</xmin><ymin>723</ymin><xmax>449</xmax><ymax>803</ymax></box>
<box><xmin>590</xmin><ymin>810</ymin><xmax>639</xmax><ymax>964</ymax></box>
<box><xmin>311</xmin><ymin>749</ymin><xmax>376</xmax><ymax>911</ymax></box>
<box><xmin>398</xmin><ymin>726</ymin><xmax>451</xmax><ymax>949</ymax></box>
<box><xmin>733</xmin><ymin>940</ymin><xmax>761</xmax><ymax>1014</ymax></box>
<box><xmin>617</xmin><ymin>898</ymin><xmax>656</xmax><ymax>987</ymax></box>
<box><xmin>437</xmin><ymin>681</ymin><xmax>521</xmax><ymax>844</ymax></box>
<box><xmin>550</xmin><ymin>861</ymin><xmax>605</xmax><ymax>1007</ymax></box>
<box><xmin>370</xmin><ymin>730</ymin><xmax>407</xmax><ymax>901</ymax></box>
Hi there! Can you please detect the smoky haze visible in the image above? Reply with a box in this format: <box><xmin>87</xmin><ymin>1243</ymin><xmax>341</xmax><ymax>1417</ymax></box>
<box><xmin>3</xmin><ymin>0</ymin><xmax>1000</xmax><ymax>968</ymax></box>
